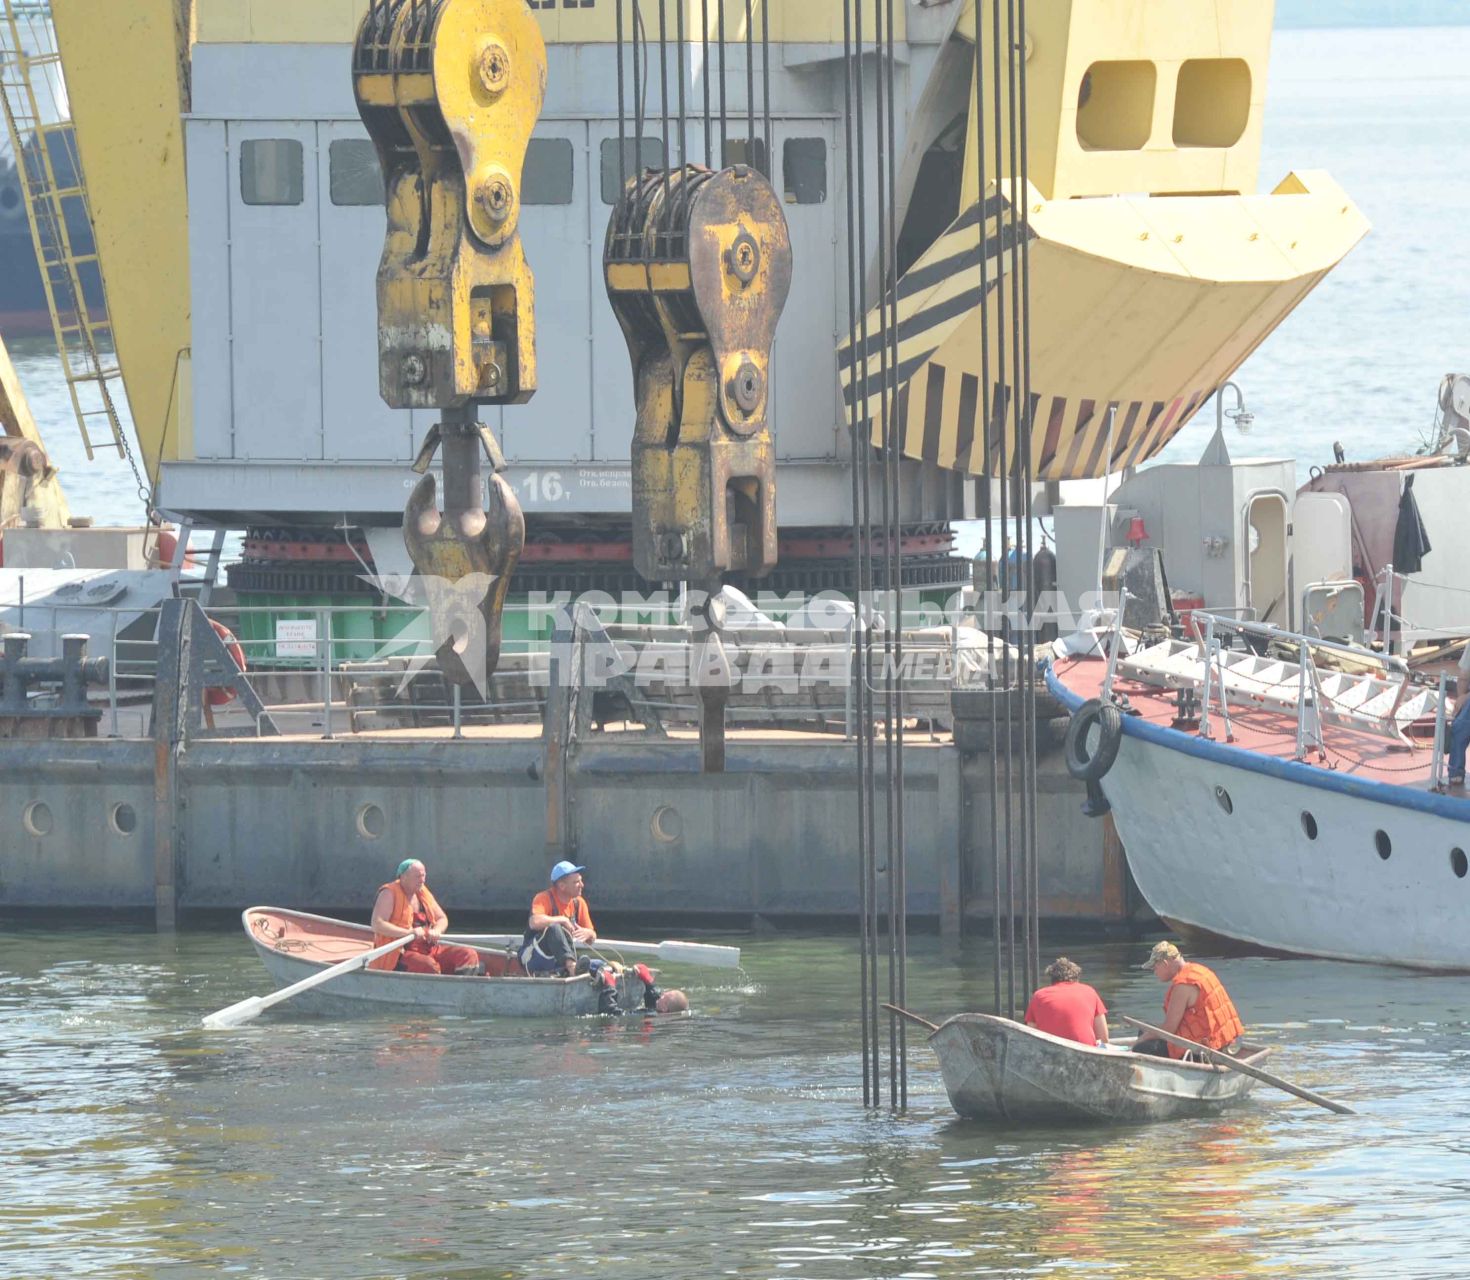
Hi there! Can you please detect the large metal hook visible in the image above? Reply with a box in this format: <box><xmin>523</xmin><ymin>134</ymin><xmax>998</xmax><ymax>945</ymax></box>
<box><xmin>403</xmin><ymin>404</ymin><xmax>524</xmax><ymax>692</ymax></box>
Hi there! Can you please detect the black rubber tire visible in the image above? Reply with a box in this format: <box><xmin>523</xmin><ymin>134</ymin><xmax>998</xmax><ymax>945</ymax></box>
<box><xmin>1063</xmin><ymin>698</ymin><xmax>1123</xmax><ymax>782</ymax></box>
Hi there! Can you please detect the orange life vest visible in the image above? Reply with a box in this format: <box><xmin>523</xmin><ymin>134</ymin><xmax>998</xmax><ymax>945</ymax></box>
<box><xmin>369</xmin><ymin>879</ymin><xmax>445</xmax><ymax>971</ymax></box>
<box><xmin>1167</xmin><ymin>961</ymin><xmax>1244</xmax><ymax>1059</ymax></box>
<box><xmin>530</xmin><ymin>887</ymin><xmax>593</xmax><ymax>934</ymax></box>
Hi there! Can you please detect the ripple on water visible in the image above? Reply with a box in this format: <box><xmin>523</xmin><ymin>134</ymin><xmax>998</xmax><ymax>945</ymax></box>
<box><xmin>5</xmin><ymin>894</ymin><xmax>1470</xmax><ymax>1277</ymax></box>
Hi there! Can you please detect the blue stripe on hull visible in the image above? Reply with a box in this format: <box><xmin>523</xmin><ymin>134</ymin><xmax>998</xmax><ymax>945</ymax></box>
<box><xmin>1044</xmin><ymin>661</ymin><xmax>1470</xmax><ymax>825</ymax></box>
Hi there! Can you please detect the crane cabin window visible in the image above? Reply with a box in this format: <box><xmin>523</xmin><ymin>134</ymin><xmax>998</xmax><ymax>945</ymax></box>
<box><xmin>600</xmin><ymin>137</ymin><xmax>666</xmax><ymax>204</ymax></box>
<box><xmin>329</xmin><ymin>140</ymin><xmax>384</xmax><ymax>207</ymax></box>
<box><xmin>524</xmin><ymin>138</ymin><xmax>575</xmax><ymax>205</ymax></box>
<box><xmin>1075</xmin><ymin>61</ymin><xmax>1156</xmax><ymax>151</ymax></box>
<box><xmin>240</xmin><ymin>139</ymin><xmax>304</xmax><ymax>206</ymax></box>
<box><xmin>723</xmin><ymin>137</ymin><xmax>769</xmax><ymax>175</ymax></box>
<box><xmin>1173</xmin><ymin>59</ymin><xmax>1252</xmax><ymax>148</ymax></box>
<box><xmin>782</xmin><ymin>138</ymin><xmax>827</xmax><ymax>204</ymax></box>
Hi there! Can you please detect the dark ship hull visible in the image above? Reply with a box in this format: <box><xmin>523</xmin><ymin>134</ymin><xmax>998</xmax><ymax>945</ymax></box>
<box><xmin>0</xmin><ymin>127</ymin><xmax>105</xmax><ymax>337</ymax></box>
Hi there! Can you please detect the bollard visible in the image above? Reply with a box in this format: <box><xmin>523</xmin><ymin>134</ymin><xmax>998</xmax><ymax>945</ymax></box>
<box><xmin>2</xmin><ymin>632</ymin><xmax>30</xmax><ymax>714</ymax></box>
<box><xmin>61</xmin><ymin>634</ymin><xmax>88</xmax><ymax>710</ymax></box>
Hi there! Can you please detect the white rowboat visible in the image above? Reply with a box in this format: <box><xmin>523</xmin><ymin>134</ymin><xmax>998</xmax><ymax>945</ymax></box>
<box><xmin>930</xmin><ymin>1013</ymin><xmax>1271</xmax><ymax>1124</ymax></box>
<box><xmin>240</xmin><ymin>906</ymin><xmax>648</xmax><ymax>1017</ymax></box>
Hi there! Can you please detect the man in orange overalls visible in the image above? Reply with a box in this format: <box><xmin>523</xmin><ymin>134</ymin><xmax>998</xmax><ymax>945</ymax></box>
<box><xmin>1132</xmin><ymin>940</ymin><xmax>1244</xmax><ymax>1059</ymax></box>
<box><xmin>368</xmin><ymin>858</ymin><xmax>482</xmax><ymax>975</ymax></box>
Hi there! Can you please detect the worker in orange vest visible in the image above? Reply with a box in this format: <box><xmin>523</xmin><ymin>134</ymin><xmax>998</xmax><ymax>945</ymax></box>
<box><xmin>1133</xmin><ymin>940</ymin><xmax>1244</xmax><ymax>1059</ymax></box>
<box><xmin>521</xmin><ymin>860</ymin><xmax>597</xmax><ymax>977</ymax></box>
<box><xmin>368</xmin><ymin>859</ymin><xmax>482</xmax><ymax>975</ymax></box>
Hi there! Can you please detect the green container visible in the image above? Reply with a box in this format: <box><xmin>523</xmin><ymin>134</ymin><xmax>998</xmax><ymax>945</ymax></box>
<box><xmin>233</xmin><ymin>593</ymin><xmax>398</xmax><ymax>668</ymax></box>
<box><xmin>233</xmin><ymin>581</ymin><xmax>965</xmax><ymax>670</ymax></box>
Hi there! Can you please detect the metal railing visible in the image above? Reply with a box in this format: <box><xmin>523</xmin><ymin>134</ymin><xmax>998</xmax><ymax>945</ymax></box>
<box><xmin>14</xmin><ymin>596</ymin><xmax>1022</xmax><ymax>742</ymax></box>
<box><xmin>1368</xmin><ymin>562</ymin><xmax>1470</xmax><ymax>654</ymax></box>
<box><xmin>1136</xmin><ymin>611</ymin><xmax>1438</xmax><ymax>765</ymax></box>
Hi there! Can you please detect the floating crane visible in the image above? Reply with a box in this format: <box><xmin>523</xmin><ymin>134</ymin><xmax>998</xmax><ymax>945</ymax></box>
<box><xmin>352</xmin><ymin>0</ymin><xmax>792</xmax><ymax>769</ymax></box>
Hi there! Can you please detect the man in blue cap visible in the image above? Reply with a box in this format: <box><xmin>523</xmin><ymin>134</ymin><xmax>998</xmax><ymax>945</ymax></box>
<box><xmin>520</xmin><ymin>860</ymin><xmax>597</xmax><ymax>978</ymax></box>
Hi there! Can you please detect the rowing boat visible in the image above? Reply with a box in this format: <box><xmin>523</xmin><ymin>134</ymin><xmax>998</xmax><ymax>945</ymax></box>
<box><xmin>929</xmin><ymin>1013</ymin><xmax>1272</xmax><ymax>1124</ymax></box>
<box><xmin>240</xmin><ymin>906</ymin><xmax>648</xmax><ymax>1017</ymax></box>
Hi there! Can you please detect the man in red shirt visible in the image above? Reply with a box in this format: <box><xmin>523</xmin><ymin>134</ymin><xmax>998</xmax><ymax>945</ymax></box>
<box><xmin>1024</xmin><ymin>956</ymin><xmax>1109</xmax><ymax>1046</ymax></box>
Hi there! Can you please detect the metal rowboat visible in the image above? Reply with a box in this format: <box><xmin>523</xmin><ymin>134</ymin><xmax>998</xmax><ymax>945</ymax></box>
<box><xmin>241</xmin><ymin>906</ymin><xmax>647</xmax><ymax>1018</ymax></box>
<box><xmin>930</xmin><ymin>1013</ymin><xmax>1271</xmax><ymax>1124</ymax></box>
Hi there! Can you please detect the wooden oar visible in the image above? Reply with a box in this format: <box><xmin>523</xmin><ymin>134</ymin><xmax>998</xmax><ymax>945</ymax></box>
<box><xmin>201</xmin><ymin>933</ymin><xmax>415</xmax><ymax>1030</ymax></box>
<box><xmin>1121</xmin><ymin>1015</ymin><xmax>1354</xmax><ymax>1115</ymax></box>
<box><xmin>446</xmin><ymin>933</ymin><xmax>742</xmax><ymax>969</ymax></box>
<box><xmin>881</xmin><ymin>1003</ymin><xmax>940</xmax><ymax>1033</ymax></box>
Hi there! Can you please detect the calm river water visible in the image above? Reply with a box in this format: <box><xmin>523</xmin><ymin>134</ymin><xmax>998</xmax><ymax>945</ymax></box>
<box><xmin>4</xmin><ymin>924</ymin><xmax>1469</xmax><ymax>1279</ymax></box>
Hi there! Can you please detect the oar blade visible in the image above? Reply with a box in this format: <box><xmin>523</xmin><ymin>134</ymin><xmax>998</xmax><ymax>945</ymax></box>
<box><xmin>201</xmin><ymin>996</ymin><xmax>265</xmax><ymax>1030</ymax></box>
<box><xmin>200</xmin><ymin>932</ymin><xmax>411</xmax><ymax>1030</ymax></box>
<box><xmin>656</xmin><ymin>940</ymin><xmax>741</xmax><ymax>969</ymax></box>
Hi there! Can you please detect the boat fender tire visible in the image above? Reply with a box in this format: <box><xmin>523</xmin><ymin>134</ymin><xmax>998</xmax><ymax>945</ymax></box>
<box><xmin>1063</xmin><ymin>698</ymin><xmax>1122</xmax><ymax>782</ymax></box>
<box><xmin>205</xmin><ymin>619</ymin><xmax>246</xmax><ymax>707</ymax></box>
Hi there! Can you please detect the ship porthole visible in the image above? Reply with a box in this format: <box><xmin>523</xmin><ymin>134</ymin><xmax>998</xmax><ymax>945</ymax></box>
<box><xmin>1214</xmin><ymin>785</ymin><xmax>1233</xmax><ymax>815</ymax></box>
<box><xmin>1300</xmin><ymin>811</ymin><xmax>1318</xmax><ymax>841</ymax></box>
<box><xmin>0</xmin><ymin>183</ymin><xmax>19</xmax><ymax>214</ymax></box>
<box><xmin>1452</xmin><ymin>848</ymin><xmax>1467</xmax><ymax>880</ymax></box>
<box><xmin>651</xmin><ymin>804</ymin><xmax>683</xmax><ymax>844</ymax></box>
<box><xmin>109</xmin><ymin>802</ymin><xmax>137</xmax><ymax>837</ymax></box>
<box><xmin>356</xmin><ymin>802</ymin><xmax>386</xmax><ymax>840</ymax></box>
<box><xmin>1375</xmin><ymin>830</ymin><xmax>1392</xmax><ymax>861</ymax></box>
<box><xmin>23</xmin><ymin>800</ymin><xmax>52</xmax><ymax>838</ymax></box>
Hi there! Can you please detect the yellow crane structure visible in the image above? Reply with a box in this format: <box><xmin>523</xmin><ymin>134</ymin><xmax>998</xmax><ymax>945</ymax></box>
<box><xmin>0</xmin><ymin>0</ymin><xmax>138</xmax><ymax>478</ymax></box>
<box><xmin>840</xmin><ymin>0</ymin><xmax>1367</xmax><ymax>479</ymax></box>
<box><xmin>49</xmin><ymin>0</ymin><xmax>1365</xmax><ymax>503</ymax></box>
<box><xmin>0</xmin><ymin>332</ymin><xmax>69</xmax><ymax>530</ymax></box>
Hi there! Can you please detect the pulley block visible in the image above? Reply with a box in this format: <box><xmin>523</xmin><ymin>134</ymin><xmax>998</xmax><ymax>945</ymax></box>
<box><xmin>404</xmin><ymin>405</ymin><xmax>526</xmax><ymax>690</ymax></box>
<box><xmin>353</xmin><ymin>0</ymin><xmax>546</xmax><ymax>409</ymax></box>
<box><xmin>604</xmin><ymin>163</ymin><xmax>792</xmax><ymax>588</ymax></box>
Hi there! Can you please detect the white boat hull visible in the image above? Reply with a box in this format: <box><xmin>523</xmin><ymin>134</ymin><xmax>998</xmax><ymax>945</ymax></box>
<box><xmin>1048</xmin><ymin>669</ymin><xmax>1470</xmax><ymax>970</ymax></box>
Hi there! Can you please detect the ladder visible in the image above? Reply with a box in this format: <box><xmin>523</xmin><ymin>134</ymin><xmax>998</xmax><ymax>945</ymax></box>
<box><xmin>0</xmin><ymin>0</ymin><xmax>139</xmax><ymax>476</ymax></box>
<box><xmin>1119</xmin><ymin>636</ymin><xmax>1439</xmax><ymax>749</ymax></box>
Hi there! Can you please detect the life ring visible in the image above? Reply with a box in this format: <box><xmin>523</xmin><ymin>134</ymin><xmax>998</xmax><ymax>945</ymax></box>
<box><xmin>1063</xmin><ymin>698</ymin><xmax>1123</xmax><ymax>782</ymax></box>
<box><xmin>152</xmin><ymin>527</ymin><xmax>198</xmax><ymax>570</ymax></box>
<box><xmin>206</xmin><ymin>619</ymin><xmax>246</xmax><ymax>707</ymax></box>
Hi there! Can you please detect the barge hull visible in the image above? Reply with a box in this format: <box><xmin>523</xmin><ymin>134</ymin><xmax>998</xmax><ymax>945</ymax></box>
<box><xmin>1</xmin><ymin>735</ymin><xmax>1130</xmax><ymax>926</ymax></box>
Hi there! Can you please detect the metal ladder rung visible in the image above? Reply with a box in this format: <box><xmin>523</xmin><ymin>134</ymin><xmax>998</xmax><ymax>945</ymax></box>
<box><xmin>3</xmin><ymin>0</ymin><xmax>132</xmax><ymax>488</ymax></box>
<box><xmin>1356</xmin><ymin>690</ymin><xmax>1404</xmax><ymax>718</ymax></box>
<box><xmin>1253</xmin><ymin>680</ymin><xmax>1303</xmax><ymax>708</ymax></box>
<box><xmin>1125</xmin><ymin>634</ymin><xmax>1440</xmax><ymax>743</ymax></box>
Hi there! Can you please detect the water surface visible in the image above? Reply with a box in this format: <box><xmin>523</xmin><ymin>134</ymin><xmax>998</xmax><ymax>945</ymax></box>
<box><xmin>4</xmin><ymin>925</ymin><xmax>1468</xmax><ymax>1278</ymax></box>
